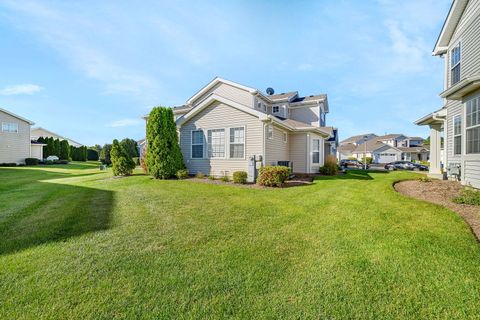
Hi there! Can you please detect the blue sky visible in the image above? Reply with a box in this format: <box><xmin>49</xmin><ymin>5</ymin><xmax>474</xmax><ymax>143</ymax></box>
<box><xmin>0</xmin><ymin>0</ymin><xmax>451</xmax><ymax>146</ymax></box>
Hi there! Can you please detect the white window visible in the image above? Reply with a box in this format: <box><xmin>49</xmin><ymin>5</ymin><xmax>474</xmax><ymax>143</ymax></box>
<box><xmin>207</xmin><ymin>129</ymin><xmax>225</xmax><ymax>158</ymax></box>
<box><xmin>1</xmin><ymin>122</ymin><xmax>18</xmax><ymax>133</ymax></box>
<box><xmin>191</xmin><ymin>130</ymin><xmax>204</xmax><ymax>158</ymax></box>
<box><xmin>282</xmin><ymin>132</ymin><xmax>287</xmax><ymax>143</ymax></box>
<box><xmin>453</xmin><ymin>115</ymin><xmax>462</xmax><ymax>155</ymax></box>
<box><xmin>229</xmin><ymin>127</ymin><xmax>245</xmax><ymax>158</ymax></box>
<box><xmin>266</xmin><ymin>125</ymin><xmax>273</xmax><ymax>140</ymax></box>
<box><xmin>451</xmin><ymin>43</ymin><xmax>461</xmax><ymax>85</ymax></box>
<box><xmin>466</xmin><ymin>96</ymin><xmax>480</xmax><ymax>154</ymax></box>
<box><xmin>272</xmin><ymin>106</ymin><xmax>279</xmax><ymax>113</ymax></box>
<box><xmin>312</xmin><ymin>139</ymin><xmax>320</xmax><ymax>164</ymax></box>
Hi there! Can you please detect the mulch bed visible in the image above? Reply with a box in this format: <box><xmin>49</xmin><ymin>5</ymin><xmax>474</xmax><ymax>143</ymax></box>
<box><xmin>394</xmin><ymin>179</ymin><xmax>480</xmax><ymax>240</ymax></box>
<box><xmin>186</xmin><ymin>176</ymin><xmax>314</xmax><ymax>189</ymax></box>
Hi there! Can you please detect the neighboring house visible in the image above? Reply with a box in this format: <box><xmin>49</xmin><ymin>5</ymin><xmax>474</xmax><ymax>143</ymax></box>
<box><xmin>416</xmin><ymin>0</ymin><xmax>480</xmax><ymax>188</ymax></box>
<box><xmin>137</xmin><ymin>138</ymin><xmax>146</xmax><ymax>159</ymax></box>
<box><xmin>339</xmin><ymin>133</ymin><xmax>429</xmax><ymax>163</ymax></box>
<box><xmin>30</xmin><ymin>127</ymin><xmax>83</xmax><ymax>148</ymax></box>
<box><xmin>0</xmin><ymin>108</ymin><xmax>45</xmax><ymax>164</ymax></box>
<box><xmin>144</xmin><ymin>77</ymin><xmax>338</xmax><ymax>180</ymax></box>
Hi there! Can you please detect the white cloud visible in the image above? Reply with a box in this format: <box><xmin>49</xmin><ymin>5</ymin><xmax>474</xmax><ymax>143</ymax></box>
<box><xmin>0</xmin><ymin>84</ymin><xmax>43</xmax><ymax>95</ymax></box>
<box><xmin>108</xmin><ymin>119</ymin><xmax>142</xmax><ymax>127</ymax></box>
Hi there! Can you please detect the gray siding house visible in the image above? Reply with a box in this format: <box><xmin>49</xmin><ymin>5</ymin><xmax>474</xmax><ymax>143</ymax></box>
<box><xmin>145</xmin><ymin>78</ymin><xmax>338</xmax><ymax>180</ymax></box>
<box><xmin>416</xmin><ymin>0</ymin><xmax>480</xmax><ymax>188</ymax></box>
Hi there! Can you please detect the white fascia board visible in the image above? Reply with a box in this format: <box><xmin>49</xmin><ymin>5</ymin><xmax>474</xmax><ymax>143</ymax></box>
<box><xmin>177</xmin><ymin>94</ymin><xmax>264</xmax><ymax>127</ymax></box>
<box><xmin>186</xmin><ymin>77</ymin><xmax>257</xmax><ymax>105</ymax></box>
<box><xmin>0</xmin><ymin>108</ymin><xmax>35</xmax><ymax>125</ymax></box>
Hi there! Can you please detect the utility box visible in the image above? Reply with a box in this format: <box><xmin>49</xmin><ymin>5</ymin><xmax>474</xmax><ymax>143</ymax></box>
<box><xmin>248</xmin><ymin>156</ymin><xmax>256</xmax><ymax>183</ymax></box>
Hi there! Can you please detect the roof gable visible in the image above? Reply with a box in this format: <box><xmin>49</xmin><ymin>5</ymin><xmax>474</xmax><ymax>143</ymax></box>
<box><xmin>433</xmin><ymin>0</ymin><xmax>469</xmax><ymax>55</ymax></box>
<box><xmin>186</xmin><ymin>77</ymin><xmax>257</xmax><ymax>106</ymax></box>
<box><xmin>0</xmin><ymin>108</ymin><xmax>34</xmax><ymax>125</ymax></box>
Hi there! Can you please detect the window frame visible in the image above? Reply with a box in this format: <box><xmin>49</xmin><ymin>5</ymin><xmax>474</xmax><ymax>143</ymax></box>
<box><xmin>450</xmin><ymin>42</ymin><xmax>461</xmax><ymax>86</ymax></box>
<box><xmin>229</xmin><ymin>126</ymin><xmax>246</xmax><ymax>159</ymax></box>
<box><xmin>282</xmin><ymin>131</ymin><xmax>287</xmax><ymax>143</ymax></box>
<box><xmin>272</xmin><ymin>106</ymin><xmax>280</xmax><ymax>113</ymax></box>
<box><xmin>465</xmin><ymin>95</ymin><xmax>480</xmax><ymax>154</ymax></box>
<box><xmin>191</xmin><ymin>129</ymin><xmax>205</xmax><ymax>159</ymax></box>
<box><xmin>1</xmin><ymin>122</ymin><xmax>18</xmax><ymax>133</ymax></box>
<box><xmin>453</xmin><ymin>115</ymin><xmax>462</xmax><ymax>155</ymax></box>
<box><xmin>312</xmin><ymin>138</ymin><xmax>320</xmax><ymax>164</ymax></box>
<box><xmin>207</xmin><ymin>128</ymin><xmax>226</xmax><ymax>159</ymax></box>
<box><xmin>266</xmin><ymin>125</ymin><xmax>273</xmax><ymax>140</ymax></box>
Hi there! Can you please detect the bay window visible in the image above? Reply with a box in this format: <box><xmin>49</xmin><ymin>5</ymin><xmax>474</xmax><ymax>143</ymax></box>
<box><xmin>466</xmin><ymin>96</ymin><xmax>480</xmax><ymax>154</ymax></box>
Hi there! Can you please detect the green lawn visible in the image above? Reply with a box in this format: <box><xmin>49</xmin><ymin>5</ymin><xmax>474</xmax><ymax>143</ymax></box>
<box><xmin>1</xmin><ymin>162</ymin><xmax>480</xmax><ymax>319</ymax></box>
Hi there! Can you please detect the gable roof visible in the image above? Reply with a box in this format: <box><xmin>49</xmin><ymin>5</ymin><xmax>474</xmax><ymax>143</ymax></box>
<box><xmin>186</xmin><ymin>77</ymin><xmax>257</xmax><ymax>105</ymax></box>
<box><xmin>433</xmin><ymin>0</ymin><xmax>469</xmax><ymax>55</ymax></box>
<box><xmin>31</xmin><ymin>127</ymin><xmax>83</xmax><ymax>147</ymax></box>
<box><xmin>340</xmin><ymin>133</ymin><xmax>377</xmax><ymax>145</ymax></box>
<box><xmin>352</xmin><ymin>140</ymin><xmax>401</xmax><ymax>153</ymax></box>
<box><xmin>0</xmin><ymin>108</ymin><xmax>34</xmax><ymax>125</ymax></box>
<box><xmin>267</xmin><ymin>91</ymin><xmax>298</xmax><ymax>101</ymax></box>
<box><xmin>338</xmin><ymin>143</ymin><xmax>356</xmax><ymax>153</ymax></box>
<box><xmin>376</xmin><ymin>134</ymin><xmax>406</xmax><ymax>140</ymax></box>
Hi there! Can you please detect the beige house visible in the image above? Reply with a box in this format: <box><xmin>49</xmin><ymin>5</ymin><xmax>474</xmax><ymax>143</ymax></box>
<box><xmin>416</xmin><ymin>0</ymin><xmax>480</xmax><ymax>188</ymax></box>
<box><xmin>31</xmin><ymin>127</ymin><xmax>83</xmax><ymax>148</ymax></box>
<box><xmin>145</xmin><ymin>78</ymin><xmax>338</xmax><ymax>180</ymax></box>
<box><xmin>0</xmin><ymin>108</ymin><xmax>44</xmax><ymax>164</ymax></box>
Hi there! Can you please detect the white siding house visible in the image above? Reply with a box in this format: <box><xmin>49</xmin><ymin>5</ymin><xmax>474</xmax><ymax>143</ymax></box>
<box><xmin>0</xmin><ymin>108</ymin><xmax>37</xmax><ymax>164</ymax></box>
<box><xmin>144</xmin><ymin>77</ymin><xmax>338</xmax><ymax>180</ymax></box>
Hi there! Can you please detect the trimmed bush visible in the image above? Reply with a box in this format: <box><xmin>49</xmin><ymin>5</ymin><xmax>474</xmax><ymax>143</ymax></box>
<box><xmin>25</xmin><ymin>158</ymin><xmax>39</xmax><ymax>166</ymax></box>
<box><xmin>0</xmin><ymin>163</ymin><xmax>17</xmax><ymax>167</ymax></box>
<box><xmin>319</xmin><ymin>155</ymin><xmax>338</xmax><ymax>176</ymax></box>
<box><xmin>44</xmin><ymin>160</ymin><xmax>54</xmax><ymax>165</ymax></box>
<box><xmin>195</xmin><ymin>172</ymin><xmax>205</xmax><ymax>179</ymax></box>
<box><xmin>146</xmin><ymin>107</ymin><xmax>185</xmax><ymax>179</ymax></box>
<box><xmin>362</xmin><ymin>156</ymin><xmax>373</xmax><ymax>165</ymax></box>
<box><xmin>453</xmin><ymin>188</ymin><xmax>480</xmax><ymax>206</ymax></box>
<box><xmin>208</xmin><ymin>175</ymin><xmax>216</xmax><ymax>180</ymax></box>
<box><xmin>257</xmin><ymin>166</ymin><xmax>290</xmax><ymax>187</ymax></box>
<box><xmin>233</xmin><ymin>171</ymin><xmax>248</xmax><ymax>184</ymax></box>
<box><xmin>176</xmin><ymin>169</ymin><xmax>189</xmax><ymax>180</ymax></box>
<box><xmin>87</xmin><ymin>149</ymin><xmax>99</xmax><ymax>161</ymax></box>
<box><xmin>54</xmin><ymin>160</ymin><xmax>69</xmax><ymax>165</ymax></box>
<box><xmin>220</xmin><ymin>175</ymin><xmax>229</xmax><ymax>182</ymax></box>
<box><xmin>111</xmin><ymin>139</ymin><xmax>136</xmax><ymax>176</ymax></box>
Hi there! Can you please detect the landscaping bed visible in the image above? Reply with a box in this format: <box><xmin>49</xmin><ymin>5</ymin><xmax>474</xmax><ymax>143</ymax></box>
<box><xmin>395</xmin><ymin>179</ymin><xmax>480</xmax><ymax>240</ymax></box>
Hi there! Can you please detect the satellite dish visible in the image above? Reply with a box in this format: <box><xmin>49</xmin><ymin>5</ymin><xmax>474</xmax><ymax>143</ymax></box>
<box><xmin>266</xmin><ymin>87</ymin><xmax>274</xmax><ymax>95</ymax></box>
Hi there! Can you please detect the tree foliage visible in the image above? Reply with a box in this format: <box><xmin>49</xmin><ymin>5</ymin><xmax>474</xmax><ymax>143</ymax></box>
<box><xmin>59</xmin><ymin>140</ymin><xmax>70</xmax><ymax>160</ymax></box>
<box><xmin>120</xmin><ymin>138</ymin><xmax>139</xmax><ymax>159</ymax></box>
<box><xmin>111</xmin><ymin>139</ymin><xmax>135</xmax><ymax>176</ymax></box>
<box><xmin>146</xmin><ymin>107</ymin><xmax>185</xmax><ymax>179</ymax></box>
<box><xmin>100</xmin><ymin>144</ymin><xmax>112</xmax><ymax>165</ymax></box>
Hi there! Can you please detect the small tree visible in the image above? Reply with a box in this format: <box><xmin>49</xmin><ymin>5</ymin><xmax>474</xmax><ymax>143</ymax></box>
<box><xmin>100</xmin><ymin>144</ymin><xmax>112</xmax><ymax>165</ymax></box>
<box><xmin>120</xmin><ymin>138</ymin><xmax>139</xmax><ymax>159</ymax></box>
<box><xmin>146</xmin><ymin>107</ymin><xmax>185</xmax><ymax>179</ymax></box>
<box><xmin>111</xmin><ymin>139</ymin><xmax>135</xmax><ymax>176</ymax></box>
<box><xmin>59</xmin><ymin>140</ymin><xmax>70</xmax><ymax>160</ymax></box>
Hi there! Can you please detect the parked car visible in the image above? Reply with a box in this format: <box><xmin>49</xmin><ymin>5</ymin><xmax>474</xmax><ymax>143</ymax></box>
<box><xmin>45</xmin><ymin>155</ymin><xmax>59</xmax><ymax>161</ymax></box>
<box><xmin>340</xmin><ymin>159</ymin><xmax>369</xmax><ymax>169</ymax></box>
<box><xmin>384</xmin><ymin>161</ymin><xmax>428</xmax><ymax>171</ymax></box>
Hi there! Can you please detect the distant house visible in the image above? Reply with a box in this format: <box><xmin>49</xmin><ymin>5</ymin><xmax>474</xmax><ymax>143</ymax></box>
<box><xmin>30</xmin><ymin>127</ymin><xmax>83</xmax><ymax>148</ymax></box>
<box><xmin>0</xmin><ymin>108</ymin><xmax>45</xmax><ymax>164</ymax></box>
<box><xmin>144</xmin><ymin>77</ymin><xmax>338</xmax><ymax>180</ymax></box>
<box><xmin>339</xmin><ymin>133</ymin><xmax>429</xmax><ymax>163</ymax></box>
<box><xmin>416</xmin><ymin>0</ymin><xmax>480</xmax><ymax>188</ymax></box>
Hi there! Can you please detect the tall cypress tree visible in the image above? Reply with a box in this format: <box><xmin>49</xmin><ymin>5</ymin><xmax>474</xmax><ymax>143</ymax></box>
<box><xmin>53</xmin><ymin>139</ymin><xmax>60</xmax><ymax>156</ymax></box>
<box><xmin>59</xmin><ymin>140</ymin><xmax>70</xmax><ymax>160</ymax></box>
<box><xmin>146</xmin><ymin>107</ymin><xmax>185</xmax><ymax>179</ymax></box>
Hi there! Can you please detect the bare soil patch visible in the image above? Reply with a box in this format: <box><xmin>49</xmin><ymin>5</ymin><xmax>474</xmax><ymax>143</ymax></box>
<box><xmin>395</xmin><ymin>179</ymin><xmax>480</xmax><ymax>240</ymax></box>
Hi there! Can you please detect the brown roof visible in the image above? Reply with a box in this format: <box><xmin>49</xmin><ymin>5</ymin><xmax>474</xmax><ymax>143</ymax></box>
<box><xmin>352</xmin><ymin>140</ymin><xmax>391</xmax><ymax>153</ymax></box>
<box><xmin>267</xmin><ymin>92</ymin><xmax>298</xmax><ymax>101</ymax></box>
<box><xmin>276</xmin><ymin>118</ymin><xmax>332</xmax><ymax>136</ymax></box>
<box><xmin>376</xmin><ymin>134</ymin><xmax>405</xmax><ymax>140</ymax></box>
<box><xmin>340</xmin><ymin>133</ymin><xmax>377</xmax><ymax>145</ymax></box>
<box><xmin>291</xmin><ymin>94</ymin><xmax>327</xmax><ymax>103</ymax></box>
<box><xmin>172</xmin><ymin>105</ymin><xmax>192</xmax><ymax>114</ymax></box>
<box><xmin>338</xmin><ymin>143</ymin><xmax>356</xmax><ymax>153</ymax></box>
<box><xmin>397</xmin><ymin>146</ymin><xmax>429</xmax><ymax>152</ymax></box>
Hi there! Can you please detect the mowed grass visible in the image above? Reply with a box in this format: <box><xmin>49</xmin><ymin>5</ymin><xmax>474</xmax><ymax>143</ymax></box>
<box><xmin>1</xmin><ymin>163</ymin><xmax>480</xmax><ymax>319</ymax></box>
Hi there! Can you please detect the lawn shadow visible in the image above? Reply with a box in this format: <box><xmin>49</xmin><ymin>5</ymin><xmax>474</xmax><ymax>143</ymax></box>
<box><xmin>315</xmin><ymin>169</ymin><xmax>390</xmax><ymax>181</ymax></box>
<box><xmin>0</xmin><ymin>168</ymin><xmax>114</xmax><ymax>256</ymax></box>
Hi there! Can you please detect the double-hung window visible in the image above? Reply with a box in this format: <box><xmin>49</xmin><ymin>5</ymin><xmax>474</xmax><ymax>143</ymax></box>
<box><xmin>453</xmin><ymin>115</ymin><xmax>462</xmax><ymax>155</ymax></box>
<box><xmin>207</xmin><ymin>129</ymin><xmax>225</xmax><ymax>158</ymax></box>
<box><xmin>191</xmin><ymin>130</ymin><xmax>204</xmax><ymax>158</ymax></box>
<box><xmin>272</xmin><ymin>106</ymin><xmax>279</xmax><ymax>113</ymax></box>
<box><xmin>266</xmin><ymin>125</ymin><xmax>273</xmax><ymax>140</ymax></box>
<box><xmin>451</xmin><ymin>43</ymin><xmax>461</xmax><ymax>86</ymax></box>
<box><xmin>229</xmin><ymin>127</ymin><xmax>245</xmax><ymax>158</ymax></box>
<box><xmin>466</xmin><ymin>96</ymin><xmax>480</xmax><ymax>154</ymax></box>
<box><xmin>1</xmin><ymin>122</ymin><xmax>18</xmax><ymax>133</ymax></box>
<box><xmin>282</xmin><ymin>132</ymin><xmax>287</xmax><ymax>143</ymax></box>
<box><xmin>312</xmin><ymin>139</ymin><xmax>320</xmax><ymax>164</ymax></box>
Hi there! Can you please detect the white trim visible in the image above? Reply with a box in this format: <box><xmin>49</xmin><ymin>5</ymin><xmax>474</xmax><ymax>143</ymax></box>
<box><xmin>1</xmin><ymin>122</ymin><xmax>19</xmax><ymax>133</ymax></box>
<box><xmin>0</xmin><ymin>108</ymin><xmax>34</xmax><ymax>125</ymax></box>
<box><xmin>282</xmin><ymin>130</ymin><xmax>288</xmax><ymax>143</ymax></box>
<box><xmin>266</xmin><ymin>124</ymin><xmax>273</xmax><ymax>140</ymax></box>
<box><xmin>186</xmin><ymin>77</ymin><xmax>257</xmax><ymax>105</ymax></box>
<box><xmin>228</xmin><ymin>126</ymin><xmax>246</xmax><ymax>160</ymax></box>
<box><xmin>207</xmin><ymin>128</ymin><xmax>226</xmax><ymax>159</ymax></box>
<box><xmin>453</xmin><ymin>114</ymin><xmax>462</xmax><ymax>155</ymax></box>
<box><xmin>433</xmin><ymin>0</ymin><xmax>468</xmax><ymax>56</ymax></box>
<box><xmin>465</xmin><ymin>93</ymin><xmax>480</xmax><ymax>154</ymax></box>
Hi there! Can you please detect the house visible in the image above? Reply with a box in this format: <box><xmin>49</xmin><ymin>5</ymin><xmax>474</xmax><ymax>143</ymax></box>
<box><xmin>0</xmin><ymin>108</ymin><xmax>45</xmax><ymax>164</ymax></box>
<box><xmin>339</xmin><ymin>133</ymin><xmax>429</xmax><ymax>163</ymax></box>
<box><xmin>144</xmin><ymin>77</ymin><xmax>338</xmax><ymax>180</ymax></box>
<box><xmin>415</xmin><ymin>0</ymin><xmax>480</xmax><ymax>188</ymax></box>
<box><xmin>30</xmin><ymin>127</ymin><xmax>83</xmax><ymax>147</ymax></box>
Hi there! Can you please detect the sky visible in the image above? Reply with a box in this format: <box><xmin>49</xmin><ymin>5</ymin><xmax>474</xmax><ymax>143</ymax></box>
<box><xmin>0</xmin><ymin>0</ymin><xmax>452</xmax><ymax>146</ymax></box>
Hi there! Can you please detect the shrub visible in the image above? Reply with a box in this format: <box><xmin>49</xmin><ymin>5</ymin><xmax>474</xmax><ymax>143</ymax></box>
<box><xmin>100</xmin><ymin>144</ymin><xmax>112</xmax><ymax>165</ymax></box>
<box><xmin>418</xmin><ymin>176</ymin><xmax>432</xmax><ymax>183</ymax></box>
<box><xmin>132</xmin><ymin>157</ymin><xmax>140</xmax><ymax>165</ymax></box>
<box><xmin>208</xmin><ymin>175</ymin><xmax>216</xmax><ymax>180</ymax></box>
<box><xmin>319</xmin><ymin>155</ymin><xmax>339</xmax><ymax>176</ymax></box>
<box><xmin>0</xmin><ymin>163</ymin><xmax>16</xmax><ymax>167</ymax></box>
<box><xmin>25</xmin><ymin>158</ymin><xmax>39</xmax><ymax>166</ymax></box>
<box><xmin>453</xmin><ymin>188</ymin><xmax>480</xmax><ymax>206</ymax></box>
<box><xmin>361</xmin><ymin>156</ymin><xmax>373</xmax><ymax>164</ymax></box>
<box><xmin>176</xmin><ymin>169</ymin><xmax>189</xmax><ymax>180</ymax></box>
<box><xmin>146</xmin><ymin>107</ymin><xmax>185</xmax><ymax>179</ymax></box>
<box><xmin>257</xmin><ymin>166</ymin><xmax>290</xmax><ymax>187</ymax></box>
<box><xmin>87</xmin><ymin>149</ymin><xmax>99</xmax><ymax>161</ymax></box>
<box><xmin>120</xmin><ymin>138</ymin><xmax>139</xmax><ymax>158</ymax></box>
<box><xmin>195</xmin><ymin>171</ymin><xmax>205</xmax><ymax>179</ymax></box>
<box><xmin>110</xmin><ymin>139</ymin><xmax>136</xmax><ymax>176</ymax></box>
<box><xmin>44</xmin><ymin>160</ymin><xmax>54</xmax><ymax>165</ymax></box>
<box><xmin>233</xmin><ymin>171</ymin><xmax>248</xmax><ymax>184</ymax></box>
<box><xmin>220</xmin><ymin>175</ymin><xmax>229</xmax><ymax>182</ymax></box>
<box><xmin>54</xmin><ymin>160</ymin><xmax>69</xmax><ymax>165</ymax></box>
